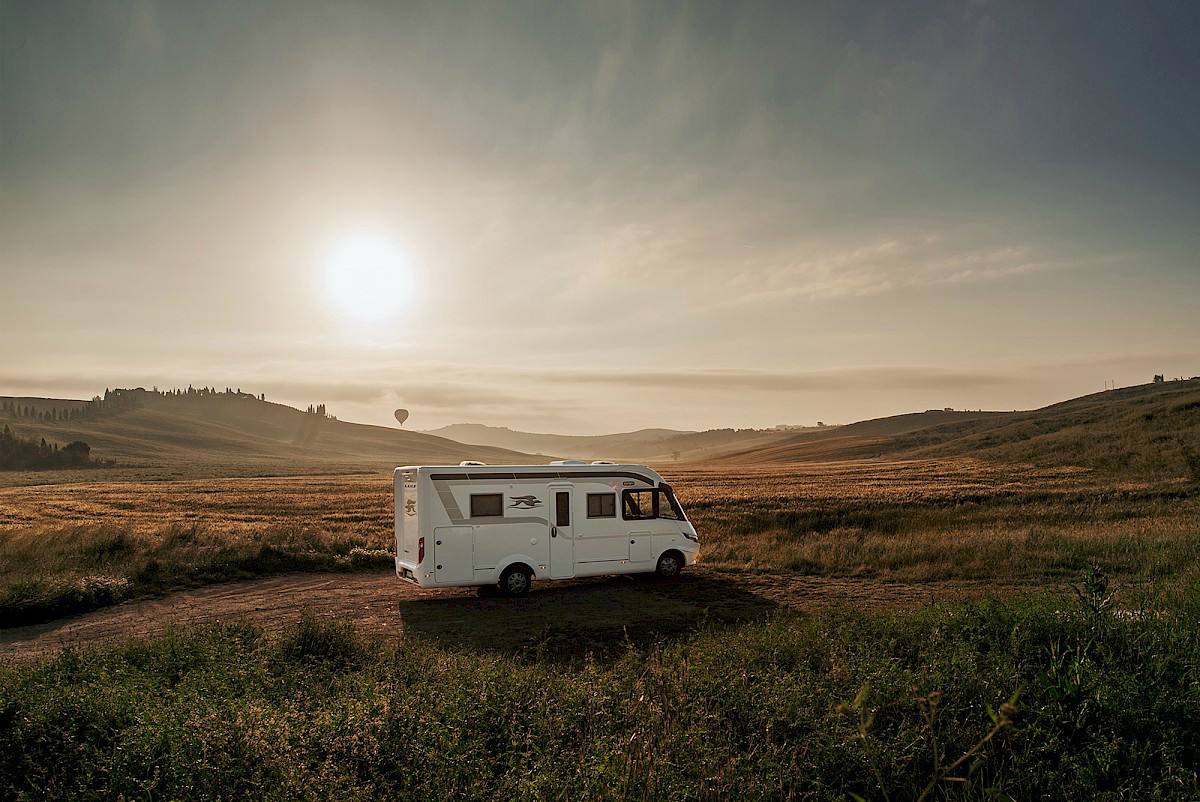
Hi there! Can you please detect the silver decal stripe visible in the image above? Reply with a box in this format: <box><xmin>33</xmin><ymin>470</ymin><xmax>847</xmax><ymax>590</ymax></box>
<box><xmin>436</xmin><ymin>484</ymin><xmax>466</xmax><ymax>524</ymax></box>
<box><xmin>429</xmin><ymin>470</ymin><xmax>655</xmax><ymax>485</ymax></box>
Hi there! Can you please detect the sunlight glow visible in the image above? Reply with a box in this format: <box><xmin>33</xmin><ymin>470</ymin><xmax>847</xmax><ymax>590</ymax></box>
<box><xmin>320</xmin><ymin>232</ymin><xmax>416</xmax><ymax>323</ymax></box>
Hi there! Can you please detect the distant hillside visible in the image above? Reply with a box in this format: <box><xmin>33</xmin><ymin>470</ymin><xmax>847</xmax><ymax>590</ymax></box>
<box><xmin>13</xmin><ymin>380</ymin><xmax>1194</xmax><ymax>480</ymax></box>
<box><xmin>715</xmin><ymin>380</ymin><xmax>1200</xmax><ymax>480</ymax></box>
<box><xmin>422</xmin><ymin>423</ymin><xmax>806</xmax><ymax>462</ymax></box>
<box><xmin>824</xmin><ymin>409</ymin><xmax>1007</xmax><ymax>438</ymax></box>
<box><xmin>423</xmin><ymin>424</ymin><xmax>687</xmax><ymax>459</ymax></box>
<box><xmin>0</xmin><ymin>388</ymin><xmax>537</xmax><ymax>473</ymax></box>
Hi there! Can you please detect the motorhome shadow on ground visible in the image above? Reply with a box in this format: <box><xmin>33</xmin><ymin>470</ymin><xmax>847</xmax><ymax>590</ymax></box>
<box><xmin>395</xmin><ymin>572</ymin><xmax>783</xmax><ymax>659</ymax></box>
<box><xmin>395</xmin><ymin>463</ymin><xmax>700</xmax><ymax>595</ymax></box>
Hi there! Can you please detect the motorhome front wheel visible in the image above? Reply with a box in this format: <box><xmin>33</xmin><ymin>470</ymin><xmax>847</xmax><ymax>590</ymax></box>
<box><xmin>656</xmin><ymin>552</ymin><xmax>682</xmax><ymax>578</ymax></box>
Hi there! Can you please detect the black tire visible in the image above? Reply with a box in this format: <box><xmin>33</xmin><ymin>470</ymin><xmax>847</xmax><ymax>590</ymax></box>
<box><xmin>499</xmin><ymin>565</ymin><xmax>532</xmax><ymax>596</ymax></box>
<box><xmin>655</xmin><ymin>551</ymin><xmax>683</xmax><ymax>579</ymax></box>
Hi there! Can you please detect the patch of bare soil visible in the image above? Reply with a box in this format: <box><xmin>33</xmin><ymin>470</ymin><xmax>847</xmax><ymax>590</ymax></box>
<box><xmin>0</xmin><ymin>567</ymin><xmax>1033</xmax><ymax>662</ymax></box>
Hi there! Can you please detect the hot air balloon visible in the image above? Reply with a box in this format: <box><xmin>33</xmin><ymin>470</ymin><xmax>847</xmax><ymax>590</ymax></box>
<box><xmin>394</xmin><ymin>409</ymin><xmax>409</xmax><ymax>425</ymax></box>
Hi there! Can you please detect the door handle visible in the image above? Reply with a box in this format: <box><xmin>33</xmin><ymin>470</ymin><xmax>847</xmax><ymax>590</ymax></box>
<box><xmin>551</xmin><ymin>527</ymin><xmax>557</xmax><ymax>538</ymax></box>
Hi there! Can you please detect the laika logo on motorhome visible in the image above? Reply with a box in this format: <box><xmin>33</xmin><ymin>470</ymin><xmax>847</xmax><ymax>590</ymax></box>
<box><xmin>405</xmin><ymin>499</ymin><xmax>417</xmax><ymax>516</ymax></box>
<box><xmin>508</xmin><ymin>495</ymin><xmax>542</xmax><ymax>509</ymax></box>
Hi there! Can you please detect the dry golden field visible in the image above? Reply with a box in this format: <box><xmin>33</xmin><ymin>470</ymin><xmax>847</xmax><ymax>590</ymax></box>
<box><xmin>0</xmin><ymin>474</ymin><xmax>394</xmax><ymax>540</ymax></box>
<box><xmin>0</xmin><ymin>474</ymin><xmax>397</xmax><ymax>626</ymax></box>
<box><xmin>667</xmin><ymin>459</ymin><xmax>1200</xmax><ymax>583</ymax></box>
<box><xmin>3</xmin><ymin>458</ymin><xmax>1199</xmax><ymax>800</ymax></box>
<box><xmin>2</xmin><ymin>457</ymin><xmax>1198</xmax><ymax>630</ymax></box>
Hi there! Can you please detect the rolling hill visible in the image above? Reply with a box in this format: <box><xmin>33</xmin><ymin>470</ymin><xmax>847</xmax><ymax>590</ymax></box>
<box><xmin>7</xmin><ymin>380</ymin><xmax>1197</xmax><ymax>480</ymax></box>
<box><xmin>421</xmin><ymin>423</ymin><xmax>810</xmax><ymax>462</ymax></box>
<box><xmin>714</xmin><ymin>380</ymin><xmax>1200</xmax><ymax>480</ymax></box>
<box><xmin>422</xmin><ymin>424</ymin><xmax>688</xmax><ymax>458</ymax></box>
<box><xmin>0</xmin><ymin>389</ymin><xmax>537</xmax><ymax>473</ymax></box>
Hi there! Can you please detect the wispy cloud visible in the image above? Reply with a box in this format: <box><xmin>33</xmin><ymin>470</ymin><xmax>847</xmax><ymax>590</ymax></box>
<box><xmin>526</xmin><ymin>365</ymin><xmax>1015</xmax><ymax>393</ymax></box>
<box><xmin>577</xmin><ymin>208</ymin><xmax>1116</xmax><ymax>313</ymax></box>
<box><xmin>728</xmin><ymin>238</ymin><xmax>1104</xmax><ymax>304</ymax></box>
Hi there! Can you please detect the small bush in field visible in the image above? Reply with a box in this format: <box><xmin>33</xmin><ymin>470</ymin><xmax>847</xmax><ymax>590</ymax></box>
<box><xmin>273</xmin><ymin>613</ymin><xmax>363</xmax><ymax>670</ymax></box>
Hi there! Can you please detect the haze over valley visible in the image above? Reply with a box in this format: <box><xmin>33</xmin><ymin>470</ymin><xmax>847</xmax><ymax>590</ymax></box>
<box><xmin>4</xmin><ymin>379</ymin><xmax>1197</xmax><ymax>481</ymax></box>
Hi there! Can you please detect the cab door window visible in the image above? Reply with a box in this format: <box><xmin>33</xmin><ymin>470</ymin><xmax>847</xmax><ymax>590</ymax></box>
<box><xmin>622</xmin><ymin>489</ymin><xmax>680</xmax><ymax>520</ymax></box>
<box><xmin>622</xmin><ymin>490</ymin><xmax>655</xmax><ymax>519</ymax></box>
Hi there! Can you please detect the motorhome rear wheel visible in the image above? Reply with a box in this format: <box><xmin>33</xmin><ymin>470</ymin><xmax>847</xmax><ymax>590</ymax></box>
<box><xmin>500</xmin><ymin>565</ymin><xmax>532</xmax><ymax>596</ymax></box>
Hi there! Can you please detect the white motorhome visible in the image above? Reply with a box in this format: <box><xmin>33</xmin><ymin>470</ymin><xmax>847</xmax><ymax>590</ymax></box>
<box><xmin>394</xmin><ymin>463</ymin><xmax>700</xmax><ymax>595</ymax></box>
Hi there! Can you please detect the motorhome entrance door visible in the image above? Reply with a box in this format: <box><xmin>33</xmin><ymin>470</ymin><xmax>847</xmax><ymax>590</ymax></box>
<box><xmin>548</xmin><ymin>484</ymin><xmax>574</xmax><ymax>579</ymax></box>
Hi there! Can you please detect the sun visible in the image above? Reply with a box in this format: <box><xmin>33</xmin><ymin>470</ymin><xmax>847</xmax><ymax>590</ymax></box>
<box><xmin>320</xmin><ymin>232</ymin><xmax>415</xmax><ymax>323</ymax></box>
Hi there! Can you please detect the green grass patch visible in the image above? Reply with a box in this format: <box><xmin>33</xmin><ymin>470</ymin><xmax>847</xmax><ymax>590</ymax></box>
<box><xmin>2</xmin><ymin>575</ymin><xmax>1198</xmax><ymax>801</ymax></box>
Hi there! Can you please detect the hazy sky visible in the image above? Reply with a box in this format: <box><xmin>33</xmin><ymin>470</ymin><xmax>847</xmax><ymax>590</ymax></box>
<box><xmin>2</xmin><ymin>1</ymin><xmax>1197</xmax><ymax>434</ymax></box>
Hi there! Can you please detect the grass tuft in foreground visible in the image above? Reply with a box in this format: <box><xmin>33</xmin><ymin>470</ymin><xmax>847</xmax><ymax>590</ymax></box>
<box><xmin>2</xmin><ymin>577</ymin><xmax>1197</xmax><ymax>801</ymax></box>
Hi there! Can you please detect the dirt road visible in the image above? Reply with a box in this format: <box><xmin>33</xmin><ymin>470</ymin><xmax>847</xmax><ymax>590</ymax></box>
<box><xmin>0</xmin><ymin>567</ymin><xmax>1032</xmax><ymax>662</ymax></box>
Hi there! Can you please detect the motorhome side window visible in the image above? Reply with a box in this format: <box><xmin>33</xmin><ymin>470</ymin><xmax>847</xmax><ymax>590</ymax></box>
<box><xmin>586</xmin><ymin>493</ymin><xmax>616</xmax><ymax>518</ymax></box>
<box><xmin>470</xmin><ymin>493</ymin><xmax>504</xmax><ymax>517</ymax></box>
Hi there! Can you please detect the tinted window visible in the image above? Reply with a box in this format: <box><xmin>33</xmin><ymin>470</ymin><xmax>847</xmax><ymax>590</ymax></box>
<box><xmin>470</xmin><ymin>493</ymin><xmax>504</xmax><ymax>517</ymax></box>
<box><xmin>555</xmin><ymin>492</ymin><xmax>571</xmax><ymax>526</ymax></box>
<box><xmin>586</xmin><ymin>493</ymin><xmax>615</xmax><ymax>518</ymax></box>
<box><xmin>622</xmin><ymin>489</ymin><xmax>681</xmax><ymax>520</ymax></box>
<box><xmin>623</xmin><ymin>490</ymin><xmax>655</xmax><ymax>519</ymax></box>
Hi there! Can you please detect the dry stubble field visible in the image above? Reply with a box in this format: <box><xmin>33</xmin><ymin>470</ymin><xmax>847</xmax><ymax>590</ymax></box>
<box><xmin>2</xmin><ymin>457</ymin><xmax>1198</xmax><ymax>656</ymax></box>
<box><xmin>3</xmin><ymin>458</ymin><xmax>1199</xmax><ymax>799</ymax></box>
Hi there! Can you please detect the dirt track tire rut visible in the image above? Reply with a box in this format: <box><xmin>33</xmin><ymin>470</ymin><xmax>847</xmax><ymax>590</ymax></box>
<box><xmin>1</xmin><ymin>567</ymin><xmax>1026</xmax><ymax>661</ymax></box>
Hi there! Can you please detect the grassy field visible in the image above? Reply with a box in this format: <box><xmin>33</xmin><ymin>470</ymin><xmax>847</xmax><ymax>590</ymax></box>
<box><xmin>0</xmin><ymin>475</ymin><xmax>395</xmax><ymax>626</ymax></box>
<box><xmin>2</xmin><ymin>457</ymin><xmax>1198</xmax><ymax>798</ymax></box>
<box><xmin>2</xmin><ymin>583</ymin><xmax>1197</xmax><ymax>800</ymax></box>
<box><xmin>673</xmin><ymin>460</ymin><xmax>1200</xmax><ymax>585</ymax></box>
<box><xmin>3</xmin><ymin>459</ymin><xmax>1199</xmax><ymax>626</ymax></box>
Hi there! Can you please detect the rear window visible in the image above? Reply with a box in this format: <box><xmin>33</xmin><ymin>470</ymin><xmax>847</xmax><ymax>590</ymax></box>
<box><xmin>587</xmin><ymin>493</ymin><xmax>616</xmax><ymax>518</ymax></box>
<box><xmin>470</xmin><ymin>493</ymin><xmax>504</xmax><ymax>517</ymax></box>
